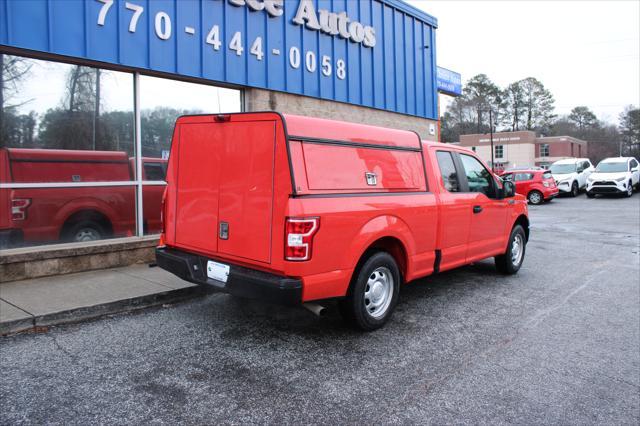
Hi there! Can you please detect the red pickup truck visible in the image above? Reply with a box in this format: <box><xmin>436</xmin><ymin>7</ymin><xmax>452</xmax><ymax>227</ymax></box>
<box><xmin>0</xmin><ymin>148</ymin><xmax>166</xmax><ymax>248</ymax></box>
<box><xmin>156</xmin><ymin>112</ymin><xmax>529</xmax><ymax>330</ymax></box>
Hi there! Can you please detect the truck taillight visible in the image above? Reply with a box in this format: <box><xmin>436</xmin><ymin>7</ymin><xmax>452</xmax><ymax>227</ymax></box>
<box><xmin>11</xmin><ymin>198</ymin><xmax>31</xmax><ymax>221</ymax></box>
<box><xmin>285</xmin><ymin>217</ymin><xmax>319</xmax><ymax>261</ymax></box>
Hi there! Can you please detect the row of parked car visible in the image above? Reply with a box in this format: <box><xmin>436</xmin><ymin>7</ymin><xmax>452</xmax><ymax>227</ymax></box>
<box><xmin>499</xmin><ymin>156</ymin><xmax>640</xmax><ymax>205</ymax></box>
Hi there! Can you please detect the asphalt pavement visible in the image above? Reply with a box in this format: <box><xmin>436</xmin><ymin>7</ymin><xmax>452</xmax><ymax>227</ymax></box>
<box><xmin>1</xmin><ymin>193</ymin><xmax>639</xmax><ymax>425</ymax></box>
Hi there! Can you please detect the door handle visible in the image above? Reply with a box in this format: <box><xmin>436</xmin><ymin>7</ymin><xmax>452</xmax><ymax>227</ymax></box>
<box><xmin>473</xmin><ymin>205</ymin><xmax>483</xmax><ymax>214</ymax></box>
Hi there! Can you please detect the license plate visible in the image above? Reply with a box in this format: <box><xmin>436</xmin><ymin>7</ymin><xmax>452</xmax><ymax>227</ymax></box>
<box><xmin>206</xmin><ymin>260</ymin><xmax>230</xmax><ymax>283</ymax></box>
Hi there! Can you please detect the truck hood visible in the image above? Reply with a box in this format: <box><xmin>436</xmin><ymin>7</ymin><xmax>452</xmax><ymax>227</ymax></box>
<box><xmin>589</xmin><ymin>172</ymin><xmax>629</xmax><ymax>181</ymax></box>
<box><xmin>551</xmin><ymin>172</ymin><xmax>576</xmax><ymax>182</ymax></box>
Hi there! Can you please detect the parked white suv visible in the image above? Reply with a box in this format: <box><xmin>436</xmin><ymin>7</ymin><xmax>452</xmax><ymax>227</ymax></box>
<box><xmin>550</xmin><ymin>158</ymin><xmax>595</xmax><ymax>197</ymax></box>
<box><xmin>586</xmin><ymin>157</ymin><xmax>640</xmax><ymax>198</ymax></box>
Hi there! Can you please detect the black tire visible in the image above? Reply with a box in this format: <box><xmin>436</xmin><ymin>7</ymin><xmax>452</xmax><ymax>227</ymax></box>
<box><xmin>527</xmin><ymin>190</ymin><xmax>544</xmax><ymax>205</ymax></box>
<box><xmin>495</xmin><ymin>225</ymin><xmax>526</xmax><ymax>275</ymax></box>
<box><xmin>586</xmin><ymin>192</ymin><xmax>595</xmax><ymax>198</ymax></box>
<box><xmin>63</xmin><ymin>220</ymin><xmax>105</xmax><ymax>242</ymax></box>
<box><xmin>626</xmin><ymin>181</ymin><xmax>633</xmax><ymax>197</ymax></box>
<box><xmin>570</xmin><ymin>181</ymin><xmax>579</xmax><ymax>197</ymax></box>
<box><xmin>338</xmin><ymin>252</ymin><xmax>401</xmax><ymax>331</ymax></box>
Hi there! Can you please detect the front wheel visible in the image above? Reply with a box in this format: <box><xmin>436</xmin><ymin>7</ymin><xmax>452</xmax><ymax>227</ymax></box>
<box><xmin>338</xmin><ymin>252</ymin><xmax>400</xmax><ymax>331</ymax></box>
<box><xmin>626</xmin><ymin>181</ymin><xmax>633</xmax><ymax>197</ymax></box>
<box><xmin>527</xmin><ymin>190</ymin><xmax>543</xmax><ymax>205</ymax></box>
<box><xmin>586</xmin><ymin>191</ymin><xmax>595</xmax><ymax>198</ymax></box>
<box><xmin>495</xmin><ymin>225</ymin><xmax>526</xmax><ymax>275</ymax></box>
<box><xmin>570</xmin><ymin>181</ymin><xmax>579</xmax><ymax>197</ymax></box>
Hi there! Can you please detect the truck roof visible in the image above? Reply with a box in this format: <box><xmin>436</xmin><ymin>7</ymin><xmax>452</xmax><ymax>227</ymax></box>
<box><xmin>283</xmin><ymin>114</ymin><xmax>421</xmax><ymax>150</ymax></box>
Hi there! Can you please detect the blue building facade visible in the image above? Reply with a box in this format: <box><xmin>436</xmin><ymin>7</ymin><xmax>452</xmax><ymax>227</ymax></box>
<box><xmin>0</xmin><ymin>0</ymin><xmax>439</xmax><ymax>119</ymax></box>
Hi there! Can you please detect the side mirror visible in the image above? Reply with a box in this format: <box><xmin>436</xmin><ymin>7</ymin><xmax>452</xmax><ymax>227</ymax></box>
<box><xmin>577</xmin><ymin>167</ymin><xmax>584</xmax><ymax>173</ymax></box>
<box><xmin>502</xmin><ymin>180</ymin><xmax>516</xmax><ymax>199</ymax></box>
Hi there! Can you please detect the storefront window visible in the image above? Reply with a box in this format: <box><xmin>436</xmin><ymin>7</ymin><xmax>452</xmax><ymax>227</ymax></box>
<box><xmin>139</xmin><ymin>75</ymin><xmax>241</xmax><ymax>236</ymax></box>
<box><xmin>1</xmin><ymin>55</ymin><xmax>135</xmax><ymax>162</ymax></box>
<box><xmin>139</xmin><ymin>75</ymin><xmax>241</xmax><ymax>160</ymax></box>
<box><xmin>0</xmin><ymin>53</ymin><xmax>242</xmax><ymax>249</ymax></box>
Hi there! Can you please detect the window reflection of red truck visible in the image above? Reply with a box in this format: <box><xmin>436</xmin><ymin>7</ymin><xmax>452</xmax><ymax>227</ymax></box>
<box><xmin>0</xmin><ymin>148</ymin><xmax>166</xmax><ymax>248</ymax></box>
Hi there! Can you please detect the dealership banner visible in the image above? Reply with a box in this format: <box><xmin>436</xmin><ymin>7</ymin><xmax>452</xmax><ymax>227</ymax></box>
<box><xmin>436</xmin><ymin>66</ymin><xmax>462</xmax><ymax>96</ymax></box>
<box><xmin>0</xmin><ymin>0</ymin><xmax>439</xmax><ymax>119</ymax></box>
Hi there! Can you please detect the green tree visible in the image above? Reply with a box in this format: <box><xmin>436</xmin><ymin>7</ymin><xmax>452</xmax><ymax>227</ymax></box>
<box><xmin>519</xmin><ymin>77</ymin><xmax>555</xmax><ymax>132</ymax></box>
<box><xmin>619</xmin><ymin>105</ymin><xmax>640</xmax><ymax>157</ymax></box>
<box><xmin>568</xmin><ymin>106</ymin><xmax>598</xmax><ymax>131</ymax></box>
<box><xmin>501</xmin><ymin>81</ymin><xmax>526</xmax><ymax>131</ymax></box>
<box><xmin>462</xmin><ymin>74</ymin><xmax>502</xmax><ymax>133</ymax></box>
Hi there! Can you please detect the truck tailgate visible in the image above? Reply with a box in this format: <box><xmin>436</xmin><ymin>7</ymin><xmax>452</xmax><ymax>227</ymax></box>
<box><xmin>174</xmin><ymin>120</ymin><xmax>276</xmax><ymax>264</ymax></box>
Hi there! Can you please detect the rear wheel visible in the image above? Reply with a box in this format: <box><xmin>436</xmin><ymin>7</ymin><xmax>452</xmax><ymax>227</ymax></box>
<box><xmin>63</xmin><ymin>220</ymin><xmax>105</xmax><ymax>242</ymax></box>
<box><xmin>527</xmin><ymin>190</ymin><xmax>543</xmax><ymax>205</ymax></box>
<box><xmin>570</xmin><ymin>181</ymin><xmax>579</xmax><ymax>197</ymax></box>
<box><xmin>338</xmin><ymin>252</ymin><xmax>400</xmax><ymax>331</ymax></box>
<box><xmin>495</xmin><ymin>225</ymin><xmax>526</xmax><ymax>275</ymax></box>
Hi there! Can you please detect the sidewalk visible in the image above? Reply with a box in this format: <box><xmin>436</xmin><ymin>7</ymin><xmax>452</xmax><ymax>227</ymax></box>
<box><xmin>0</xmin><ymin>264</ymin><xmax>203</xmax><ymax>335</ymax></box>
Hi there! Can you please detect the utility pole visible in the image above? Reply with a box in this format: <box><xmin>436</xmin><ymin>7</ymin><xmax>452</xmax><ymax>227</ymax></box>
<box><xmin>489</xmin><ymin>108</ymin><xmax>495</xmax><ymax>173</ymax></box>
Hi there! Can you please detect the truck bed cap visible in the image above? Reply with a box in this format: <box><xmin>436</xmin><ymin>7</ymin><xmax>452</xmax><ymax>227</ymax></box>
<box><xmin>283</xmin><ymin>114</ymin><xmax>421</xmax><ymax>150</ymax></box>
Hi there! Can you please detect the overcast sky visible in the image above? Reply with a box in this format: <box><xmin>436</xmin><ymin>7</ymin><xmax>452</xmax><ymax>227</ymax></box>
<box><xmin>408</xmin><ymin>0</ymin><xmax>640</xmax><ymax>124</ymax></box>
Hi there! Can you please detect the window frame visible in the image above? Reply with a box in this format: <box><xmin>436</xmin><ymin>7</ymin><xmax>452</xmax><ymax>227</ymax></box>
<box><xmin>540</xmin><ymin>144</ymin><xmax>550</xmax><ymax>157</ymax></box>
<box><xmin>495</xmin><ymin>145</ymin><xmax>504</xmax><ymax>159</ymax></box>
<box><xmin>455</xmin><ymin>152</ymin><xmax>499</xmax><ymax>198</ymax></box>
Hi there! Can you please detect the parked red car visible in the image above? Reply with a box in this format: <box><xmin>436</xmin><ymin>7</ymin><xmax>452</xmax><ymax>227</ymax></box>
<box><xmin>0</xmin><ymin>148</ymin><xmax>166</xmax><ymax>248</ymax></box>
<box><xmin>156</xmin><ymin>112</ymin><xmax>529</xmax><ymax>330</ymax></box>
<box><xmin>499</xmin><ymin>169</ymin><xmax>558</xmax><ymax>205</ymax></box>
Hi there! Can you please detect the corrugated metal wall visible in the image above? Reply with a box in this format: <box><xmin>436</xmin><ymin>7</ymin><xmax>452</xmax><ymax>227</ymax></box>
<box><xmin>0</xmin><ymin>0</ymin><xmax>438</xmax><ymax>119</ymax></box>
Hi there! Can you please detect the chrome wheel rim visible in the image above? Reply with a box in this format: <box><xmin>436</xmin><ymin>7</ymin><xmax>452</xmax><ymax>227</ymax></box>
<box><xmin>628</xmin><ymin>183</ymin><xmax>633</xmax><ymax>196</ymax></box>
<box><xmin>75</xmin><ymin>228</ymin><xmax>100</xmax><ymax>242</ymax></box>
<box><xmin>364</xmin><ymin>267</ymin><xmax>394</xmax><ymax>319</ymax></box>
<box><xmin>529</xmin><ymin>192</ymin><xmax>542</xmax><ymax>204</ymax></box>
<box><xmin>511</xmin><ymin>234</ymin><xmax>524</xmax><ymax>266</ymax></box>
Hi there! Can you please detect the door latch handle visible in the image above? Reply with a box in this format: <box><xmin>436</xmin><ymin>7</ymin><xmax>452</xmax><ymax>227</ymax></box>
<box><xmin>473</xmin><ymin>205</ymin><xmax>483</xmax><ymax>214</ymax></box>
<box><xmin>219</xmin><ymin>222</ymin><xmax>229</xmax><ymax>240</ymax></box>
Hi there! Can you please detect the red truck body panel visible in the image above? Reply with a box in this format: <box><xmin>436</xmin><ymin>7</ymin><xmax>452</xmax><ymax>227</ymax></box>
<box><xmin>159</xmin><ymin>112</ymin><xmax>529</xmax><ymax>304</ymax></box>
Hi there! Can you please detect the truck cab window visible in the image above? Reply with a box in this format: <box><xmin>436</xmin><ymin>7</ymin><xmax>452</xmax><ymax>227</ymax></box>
<box><xmin>460</xmin><ymin>154</ymin><xmax>495</xmax><ymax>197</ymax></box>
<box><xmin>143</xmin><ymin>163</ymin><xmax>167</xmax><ymax>181</ymax></box>
<box><xmin>436</xmin><ymin>151</ymin><xmax>460</xmax><ymax>192</ymax></box>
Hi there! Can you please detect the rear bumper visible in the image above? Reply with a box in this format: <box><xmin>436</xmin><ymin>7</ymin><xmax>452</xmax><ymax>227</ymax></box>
<box><xmin>155</xmin><ymin>247</ymin><xmax>302</xmax><ymax>306</ymax></box>
<box><xmin>0</xmin><ymin>229</ymin><xmax>23</xmax><ymax>249</ymax></box>
<box><xmin>543</xmin><ymin>188</ymin><xmax>559</xmax><ymax>199</ymax></box>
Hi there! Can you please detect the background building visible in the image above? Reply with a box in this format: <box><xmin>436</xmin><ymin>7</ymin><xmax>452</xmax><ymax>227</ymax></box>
<box><xmin>0</xmin><ymin>0</ymin><xmax>447</xmax><ymax>281</ymax></box>
<box><xmin>458</xmin><ymin>131</ymin><xmax>589</xmax><ymax>170</ymax></box>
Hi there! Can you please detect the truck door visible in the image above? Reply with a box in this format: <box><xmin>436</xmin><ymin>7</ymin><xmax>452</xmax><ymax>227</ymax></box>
<box><xmin>457</xmin><ymin>153</ymin><xmax>509</xmax><ymax>262</ymax></box>
<box><xmin>174</xmin><ymin>119</ymin><xmax>276</xmax><ymax>264</ymax></box>
<box><xmin>433</xmin><ymin>150</ymin><xmax>473</xmax><ymax>271</ymax></box>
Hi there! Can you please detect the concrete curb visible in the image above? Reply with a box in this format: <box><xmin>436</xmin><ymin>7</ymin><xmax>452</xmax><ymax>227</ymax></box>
<box><xmin>1</xmin><ymin>285</ymin><xmax>209</xmax><ymax>336</ymax></box>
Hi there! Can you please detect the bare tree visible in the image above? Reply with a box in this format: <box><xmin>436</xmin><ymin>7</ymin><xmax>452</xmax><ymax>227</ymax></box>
<box><xmin>1</xmin><ymin>54</ymin><xmax>33</xmax><ymax>140</ymax></box>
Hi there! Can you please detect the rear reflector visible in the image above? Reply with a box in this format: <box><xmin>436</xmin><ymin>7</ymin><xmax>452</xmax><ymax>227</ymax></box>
<box><xmin>11</xmin><ymin>198</ymin><xmax>31</xmax><ymax>221</ymax></box>
<box><xmin>285</xmin><ymin>217</ymin><xmax>319</xmax><ymax>261</ymax></box>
